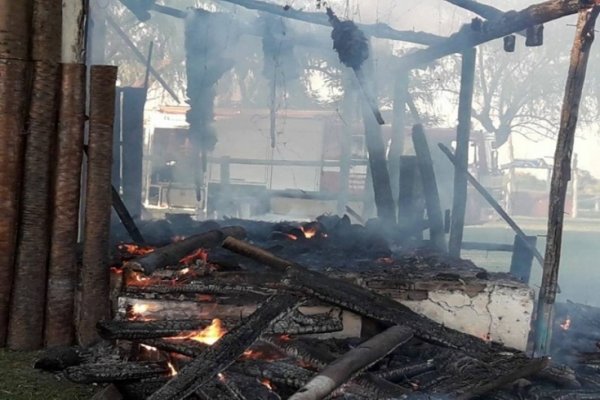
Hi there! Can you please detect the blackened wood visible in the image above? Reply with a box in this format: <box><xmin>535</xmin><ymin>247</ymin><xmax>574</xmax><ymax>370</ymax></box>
<box><xmin>509</xmin><ymin>235</ymin><xmax>537</xmax><ymax>284</ymax></box>
<box><xmin>148</xmin><ymin>294</ymin><xmax>301</xmax><ymax>400</ymax></box>
<box><xmin>45</xmin><ymin>63</ymin><xmax>86</xmax><ymax>347</ymax></box>
<box><xmin>120</xmin><ymin>87</ymin><xmax>147</xmax><ymax>219</ymax></box>
<box><xmin>376</xmin><ymin>360</ymin><xmax>436</xmax><ymax>382</ymax></box>
<box><xmin>34</xmin><ymin>346</ymin><xmax>85</xmax><ymax>372</ymax></box>
<box><xmin>141</xmin><ymin>338</ymin><xmax>207</xmax><ymax>358</ymax></box>
<box><xmin>223</xmin><ymin>237</ymin><xmax>504</xmax><ymax>361</ymax></box>
<box><xmin>448</xmin><ymin>48</ymin><xmax>476</xmax><ymax>258</ymax></box>
<box><xmin>412</xmin><ymin>124</ymin><xmax>446</xmax><ymax>252</ymax></box>
<box><xmin>66</xmin><ymin>361</ymin><xmax>170</xmax><ymax>383</ymax></box>
<box><xmin>439</xmin><ymin>143</ymin><xmax>544</xmax><ymax>265</ymax></box>
<box><xmin>91</xmin><ymin>384</ymin><xmax>123</xmax><ymax>400</ymax></box>
<box><xmin>232</xmin><ymin>360</ymin><xmax>314</xmax><ymax>389</ymax></box>
<box><xmin>76</xmin><ymin>65</ymin><xmax>118</xmax><ymax>347</ymax></box>
<box><xmin>8</xmin><ymin>60</ymin><xmax>61</xmax><ymax>350</ymax></box>
<box><xmin>111</xmin><ymin>185</ymin><xmax>146</xmax><ymax>244</ymax></box>
<box><xmin>535</xmin><ymin>364</ymin><xmax>580</xmax><ymax>389</ymax></box>
<box><xmin>397</xmin><ymin>155</ymin><xmax>423</xmax><ymax>239</ymax></box>
<box><xmin>98</xmin><ymin>319</ymin><xmax>213</xmax><ymax>340</ymax></box>
<box><xmin>214</xmin><ymin>372</ymin><xmax>280</xmax><ymax>400</ymax></box>
<box><xmin>125</xmin><ymin>227</ymin><xmax>246</xmax><ymax>274</ymax></box>
<box><xmin>396</xmin><ymin>0</ymin><xmax>582</xmax><ymax>70</ymax></box>
<box><xmin>535</xmin><ymin>6</ymin><xmax>599</xmax><ymax>356</ymax></box>
<box><xmin>361</xmin><ymin>97</ymin><xmax>396</xmax><ymax>223</ymax></box>
<box><xmin>0</xmin><ymin>59</ymin><xmax>29</xmax><ymax>347</ymax></box>
<box><xmin>288</xmin><ymin>325</ymin><xmax>412</xmax><ymax>400</ymax></box>
<box><xmin>269</xmin><ymin>308</ymin><xmax>343</xmax><ymax>335</ymax></box>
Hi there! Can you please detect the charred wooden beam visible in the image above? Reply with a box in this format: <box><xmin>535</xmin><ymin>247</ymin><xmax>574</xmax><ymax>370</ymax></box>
<box><xmin>65</xmin><ymin>361</ymin><xmax>170</xmax><ymax>383</ymax></box>
<box><xmin>535</xmin><ymin>5</ymin><xmax>600</xmax><ymax>356</ymax></box>
<box><xmin>112</xmin><ymin>185</ymin><xmax>146</xmax><ymax>244</ymax></box>
<box><xmin>412</xmin><ymin>124</ymin><xmax>446</xmax><ymax>252</ymax></box>
<box><xmin>375</xmin><ymin>360</ymin><xmax>436</xmax><ymax>382</ymax></box>
<box><xmin>216</xmin><ymin>0</ymin><xmax>444</xmax><ymax>45</ymax></box>
<box><xmin>148</xmin><ymin>294</ymin><xmax>301</xmax><ymax>400</ymax></box>
<box><xmin>289</xmin><ymin>325</ymin><xmax>412</xmax><ymax>400</ymax></box>
<box><xmin>141</xmin><ymin>338</ymin><xmax>207</xmax><ymax>358</ymax></box>
<box><xmin>223</xmin><ymin>237</ymin><xmax>508</xmax><ymax>362</ymax></box>
<box><xmin>125</xmin><ymin>226</ymin><xmax>246</xmax><ymax>275</ymax></box>
<box><xmin>396</xmin><ymin>0</ymin><xmax>582</xmax><ymax>70</ymax></box>
<box><xmin>124</xmin><ymin>279</ymin><xmax>275</xmax><ymax>297</ymax></box>
<box><xmin>232</xmin><ymin>360</ymin><xmax>314</xmax><ymax>389</ymax></box>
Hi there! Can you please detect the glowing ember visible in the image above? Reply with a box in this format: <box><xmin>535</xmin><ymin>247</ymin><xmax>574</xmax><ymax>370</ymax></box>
<box><xmin>300</xmin><ymin>225</ymin><xmax>318</xmax><ymax>239</ymax></box>
<box><xmin>560</xmin><ymin>317</ymin><xmax>571</xmax><ymax>330</ymax></box>
<box><xmin>167</xmin><ymin>362</ymin><xmax>178</xmax><ymax>376</ymax></box>
<box><xmin>284</xmin><ymin>233</ymin><xmax>298</xmax><ymax>240</ymax></box>
<box><xmin>110</xmin><ymin>267</ymin><xmax>123</xmax><ymax>274</ymax></box>
<box><xmin>179</xmin><ymin>248</ymin><xmax>208</xmax><ymax>265</ymax></box>
<box><xmin>140</xmin><ymin>344</ymin><xmax>158</xmax><ymax>352</ymax></box>
<box><xmin>132</xmin><ymin>304</ymin><xmax>149</xmax><ymax>315</ymax></box>
<box><xmin>217</xmin><ymin>373</ymin><xmax>226</xmax><ymax>382</ymax></box>
<box><xmin>261</xmin><ymin>378</ymin><xmax>274</xmax><ymax>390</ymax></box>
<box><xmin>119</xmin><ymin>243</ymin><xmax>155</xmax><ymax>256</ymax></box>
<box><xmin>180</xmin><ymin>268</ymin><xmax>190</xmax><ymax>275</ymax></box>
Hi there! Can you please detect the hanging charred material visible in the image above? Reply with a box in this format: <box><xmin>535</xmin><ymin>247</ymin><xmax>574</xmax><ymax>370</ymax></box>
<box><xmin>526</xmin><ymin>24</ymin><xmax>544</xmax><ymax>47</ymax></box>
<box><xmin>0</xmin><ymin>1</ymin><xmax>32</xmax><ymax>347</ymax></box>
<box><xmin>76</xmin><ymin>65</ymin><xmax>118</xmax><ymax>347</ymax></box>
<box><xmin>326</xmin><ymin>7</ymin><xmax>384</xmax><ymax>125</ymax></box>
<box><xmin>260</xmin><ymin>15</ymin><xmax>298</xmax><ymax>148</ymax></box>
<box><xmin>503</xmin><ymin>35</ymin><xmax>516</xmax><ymax>52</ymax></box>
<box><xmin>45</xmin><ymin>63</ymin><xmax>87</xmax><ymax>347</ymax></box>
<box><xmin>535</xmin><ymin>5</ymin><xmax>600</xmax><ymax>356</ymax></box>
<box><xmin>184</xmin><ymin>9</ymin><xmax>238</xmax><ymax>204</ymax></box>
<box><xmin>8</xmin><ymin>0</ymin><xmax>62</xmax><ymax>351</ymax></box>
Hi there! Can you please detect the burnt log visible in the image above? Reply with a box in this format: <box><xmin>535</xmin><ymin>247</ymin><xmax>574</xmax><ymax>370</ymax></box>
<box><xmin>65</xmin><ymin>361</ymin><xmax>170</xmax><ymax>383</ymax></box>
<box><xmin>375</xmin><ymin>360</ymin><xmax>436</xmax><ymax>382</ymax></box>
<box><xmin>222</xmin><ymin>237</ymin><xmax>506</xmax><ymax>361</ymax></box>
<box><xmin>141</xmin><ymin>338</ymin><xmax>207</xmax><ymax>358</ymax></box>
<box><xmin>101</xmin><ymin>307</ymin><xmax>342</xmax><ymax>340</ymax></box>
<box><xmin>232</xmin><ymin>360</ymin><xmax>314</xmax><ymax>389</ymax></box>
<box><xmin>148</xmin><ymin>294</ymin><xmax>301</xmax><ymax>400</ymax></box>
<box><xmin>125</xmin><ymin>226</ymin><xmax>246</xmax><ymax>274</ymax></box>
<box><xmin>288</xmin><ymin>325</ymin><xmax>412</xmax><ymax>400</ymax></box>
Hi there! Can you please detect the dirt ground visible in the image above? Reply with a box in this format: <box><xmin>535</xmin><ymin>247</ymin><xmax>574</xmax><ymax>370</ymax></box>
<box><xmin>0</xmin><ymin>350</ymin><xmax>97</xmax><ymax>400</ymax></box>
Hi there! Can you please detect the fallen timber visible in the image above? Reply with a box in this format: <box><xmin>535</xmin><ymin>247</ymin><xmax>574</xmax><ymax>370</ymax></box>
<box><xmin>125</xmin><ymin>226</ymin><xmax>246</xmax><ymax>274</ymax></box>
<box><xmin>289</xmin><ymin>325</ymin><xmax>413</xmax><ymax>400</ymax></box>
<box><xmin>222</xmin><ymin>237</ymin><xmax>509</xmax><ymax>361</ymax></box>
<box><xmin>65</xmin><ymin>361</ymin><xmax>171</xmax><ymax>383</ymax></box>
<box><xmin>99</xmin><ymin>307</ymin><xmax>343</xmax><ymax>340</ymax></box>
<box><xmin>231</xmin><ymin>360</ymin><xmax>314</xmax><ymax>389</ymax></box>
<box><xmin>148</xmin><ymin>294</ymin><xmax>301</xmax><ymax>400</ymax></box>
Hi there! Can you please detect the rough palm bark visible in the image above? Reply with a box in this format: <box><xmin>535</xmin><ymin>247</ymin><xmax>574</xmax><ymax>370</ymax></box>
<box><xmin>45</xmin><ymin>63</ymin><xmax>87</xmax><ymax>347</ymax></box>
<box><xmin>7</xmin><ymin>0</ymin><xmax>62</xmax><ymax>351</ymax></box>
<box><xmin>76</xmin><ymin>65</ymin><xmax>118</xmax><ymax>347</ymax></box>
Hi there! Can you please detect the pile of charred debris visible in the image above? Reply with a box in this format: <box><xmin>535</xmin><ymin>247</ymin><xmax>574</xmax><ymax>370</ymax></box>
<box><xmin>36</xmin><ymin>215</ymin><xmax>600</xmax><ymax>399</ymax></box>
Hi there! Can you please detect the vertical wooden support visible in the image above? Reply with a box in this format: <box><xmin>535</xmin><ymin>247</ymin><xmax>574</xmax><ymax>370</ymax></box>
<box><xmin>112</xmin><ymin>89</ymin><xmax>122</xmax><ymax>191</ymax></box>
<box><xmin>389</xmin><ymin>71</ymin><xmax>409</xmax><ymax>211</ymax></box>
<box><xmin>337</xmin><ymin>75</ymin><xmax>357</xmax><ymax>216</ymax></box>
<box><xmin>8</xmin><ymin>0</ymin><xmax>62</xmax><ymax>351</ymax></box>
<box><xmin>412</xmin><ymin>124</ymin><xmax>446</xmax><ymax>252</ymax></box>
<box><xmin>45</xmin><ymin>64</ymin><xmax>87</xmax><ymax>347</ymax></box>
<box><xmin>121</xmin><ymin>87</ymin><xmax>147</xmax><ymax>219</ymax></box>
<box><xmin>572</xmin><ymin>153</ymin><xmax>578</xmax><ymax>218</ymax></box>
<box><xmin>76</xmin><ymin>65</ymin><xmax>118</xmax><ymax>347</ymax></box>
<box><xmin>510</xmin><ymin>235</ymin><xmax>537</xmax><ymax>284</ymax></box>
<box><xmin>449</xmin><ymin>48</ymin><xmax>476</xmax><ymax>258</ymax></box>
<box><xmin>534</xmin><ymin>6</ymin><xmax>599</xmax><ymax>356</ymax></box>
<box><xmin>361</xmin><ymin>100</ymin><xmax>396</xmax><ymax>224</ymax></box>
<box><xmin>397</xmin><ymin>155</ymin><xmax>424</xmax><ymax>240</ymax></box>
<box><xmin>0</xmin><ymin>1</ymin><xmax>32</xmax><ymax>347</ymax></box>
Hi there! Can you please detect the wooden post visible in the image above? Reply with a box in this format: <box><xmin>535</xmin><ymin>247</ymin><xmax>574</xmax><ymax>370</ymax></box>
<box><xmin>76</xmin><ymin>65</ymin><xmax>118</xmax><ymax>347</ymax></box>
<box><xmin>412</xmin><ymin>124</ymin><xmax>446</xmax><ymax>252</ymax></box>
<box><xmin>121</xmin><ymin>87</ymin><xmax>147</xmax><ymax>219</ymax></box>
<box><xmin>449</xmin><ymin>48</ymin><xmax>476</xmax><ymax>258</ymax></box>
<box><xmin>534</xmin><ymin>5</ymin><xmax>599</xmax><ymax>356</ymax></box>
<box><xmin>389</xmin><ymin>72</ymin><xmax>409</xmax><ymax>210</ymax></box>
<box><xmin>397</xmin><ymin>155</ymin><xmax>423</xmax><ymax>240</ymax></box>
<box><xmin>509</xmin><ymin>235</ymin><xmax>537</xmax><ymax>284</ymax></box>
<box><xmin>572</xmin><ymin>153</ymin><xmax>578</xmax><ymax>218</ymax></box>
<box><xmin>0</xmin><ymin>1</ymin><xmax>32</xmax><ymax>347</ymax></box>
<box><xmin>8</xmin><ymin>0</ymin><xmax>62</xmax><ymax>351</ymax></box>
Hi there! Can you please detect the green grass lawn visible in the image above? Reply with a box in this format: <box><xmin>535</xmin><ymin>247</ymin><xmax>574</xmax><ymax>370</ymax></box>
<box><xmin>0</xmin><ymin>350</ymin><xmax>98</xmax><ymax>400</ymax></box>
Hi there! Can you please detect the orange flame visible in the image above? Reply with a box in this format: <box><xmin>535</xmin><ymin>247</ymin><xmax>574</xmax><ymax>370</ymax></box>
<box><xmin>170</xmin><ymin>319</ymin><xmax>227</xmax><ymax>345</ymax></box>
<box><xmin>560</xmin><ymin>317</ymin><xmax>571</xmax><ymax>330</ymax></box>
<box><xmin>179</xmin><ymin>248</ymin><xmax>208</xmax><ymax>266</ymax></box>
<box><xmin>167</xmin><ymin>362</ymin><xmax>178</xmax><ymax>376</ymax></box>
<box><xmin>261</xmin><ymin>378</ymin><xmax>273</xmax><ymax>390</ymax></box>
<box><xmin>140</xmin><ymin>344</ymin><xmax>158</xmax><ymax>352</ymax></box>
<box><xmin>300</xmin><ymin>225</ymin><xmax>318</xmax><ymax>239</ymax></box>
